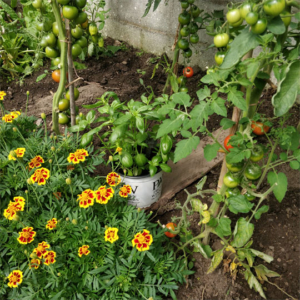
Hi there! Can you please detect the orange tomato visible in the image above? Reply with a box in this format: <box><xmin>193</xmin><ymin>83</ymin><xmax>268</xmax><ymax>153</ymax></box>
<box><xmin>165</xmin><ymin>222</ymin><xmax>177</xmax><ymax>238</ymax></box>
<box><xmin>251</xmin><ymin>121</ymin><xmax>270</xmax><ymax>135</ymax></box>
<box><xmin>224</xmin><ymin>134</ymin><xmax>234</xmax><ymax>151</ymax></box>
<box><xmin>183</xmin><ymin>66</ymin><xmax>194</xmax><ymax>78</ymax></box>
<box><xmin>52</xmin><ymin>70</ymin><xmax>61</xmax><ymax>83</ymax></box>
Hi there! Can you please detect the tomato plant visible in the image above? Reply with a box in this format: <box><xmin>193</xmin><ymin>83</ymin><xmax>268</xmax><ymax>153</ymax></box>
<box><xmin>183</xmin><ymin>67</ymin><xmax>193</xmax><ymax>78</ymax></box>
<box><xmin>165</xmin><ymin>223</ymin><xmax>177</xmax><ymax>238</ymax></box>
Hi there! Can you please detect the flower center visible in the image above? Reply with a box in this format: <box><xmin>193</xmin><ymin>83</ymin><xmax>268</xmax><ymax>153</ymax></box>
<box><xmin>23</xmin><ymin>231</ymin><xmax>31</xmax><ymax>239</ymax></box>
<box><xmin>37</xmin><ymin>245</ymin><xmax>44</xmax><ymax>252</ymax></box>
<box><xmin>81</xmin><ymin>193</ymin><xmax>89</xmax><ymax>201</ymax></box>
<box><xmin>111</xmin><ymin>176</ymin><xmax>116</xmax><ymax>183</ymax></box>
<box><xmin>99</xmin><ymin>188</ymin><xmax>107</xmax><ymax>196</ymax></box>
<box><xmin>121</xmin><ymin>187</ymin><xmax>128</xmax><ymax>193</ymax></box>
<box><xmin>82</xmin><ymin>247</ymin><xmax>88</xmax><ymax>254</ymax></box>
<box><xmin>137</xmin><ymin>235</ymin><xmax>146</xmax><ymax>244</ymax></box>
<box><xmin>11</xmin><ymin>275</ymin><xmax>18</xmax><ymax>282</ymax></box>
<box><xmin>35</xmin><ymin>171</ymin><xmax>44</xmax><ymax>181</ymax></box>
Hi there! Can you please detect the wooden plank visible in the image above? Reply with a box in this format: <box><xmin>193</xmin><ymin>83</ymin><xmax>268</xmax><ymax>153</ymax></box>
<box><xmin>150</xmin><ymin>128</ymin><xmax>230</xmax><ymax>211</ymax></box>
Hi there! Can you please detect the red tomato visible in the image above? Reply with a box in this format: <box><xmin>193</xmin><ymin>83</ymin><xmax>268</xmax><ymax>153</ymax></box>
<box><xmin>165</xmin><ymin>222</ymin><xmax>177</xmax><ymax>238</ymax></box>
<box><xmin>183</xmin><ymin>67</ymin><xmax>194</xmax><ymax>78</ymax></box>
<box><xmin>251</xmin><ymin>121</ymin><xmax>270</xmax><ymax>135</ymax></box>
<box><xmin>224</xmin><ymin>134</ymin><xmax>234</xmax><ymax>151</ymax></box>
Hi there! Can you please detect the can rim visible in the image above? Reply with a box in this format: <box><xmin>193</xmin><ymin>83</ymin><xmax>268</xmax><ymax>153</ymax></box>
<box><xmin>118</xmin><ymin>170</ymin><xmax>163</xmax><ymax>180</ymax></box>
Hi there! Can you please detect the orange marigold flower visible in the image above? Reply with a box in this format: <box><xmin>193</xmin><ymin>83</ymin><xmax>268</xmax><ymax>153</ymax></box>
<box><xmin>3</xmin><ymin>201</ymin><xmax>24</xmax><ymax>220</ymax></box>
<box><xmin>46</xmin><ymin>218</ymin><xmax>58</xmax><ymax>230</ymax></box>
<box><xmin>132</xmin><ymin>229</ymin><xmax>153</xmax><ymax>252</ymax></box>
<box><xmin>78</xmin><ymin>245</ymin><xmax>90</xmax><ymax>257</ymax></box>
<box><xmin>106</xmin><ymin>172</ymin><xmax>121</xmax><ymax>187</ymax></box>
<box><xmin>116</xmin><ymin>147</ymin><xmax>122</xmax><ymax>153</ymax></box>
<box><xmin>0</xmin><ymin>91</ymin><xmax>6</xmax><ymax>100</ymax></box>
<box><xmin>30</xmin><ymin>167</ymin><xmax>50</xmax><ymax>185</ymax></box>
<box><xmin>43</xmin><ymin>251</ymin><xmax>56</xmax><ymax>265</ymax></box>
<box><xmin>119</xmin><ymin>184</ymin><xmax>132</xmax><ymax>198</ymax></box>
<box><xmin>17</xmin><ymin>227</ymin><xmax>36</xmax><ymax>244</ymax></box>
<box><xmin>33</xmin><ymin>241</ymin><xmax>50</xmax><ymax>259</ymax></box>
<box><xmin>7</xmin><ymin>270</ymin><xmax>23</xmax><ymax>288</ymax></box>
<box><xmin>104</xmin><ymin>227</ymin><xmax>119</xmax><ymax>243</ymax></box>
<box><xmin>29</xmin><ymin>259</ymin><xmax>41</xmax><ymax>270</ymax></box>
<box><xmin>10</xmin><ymin>111</ymin><xmax>21</xmax><ymax>119</ymax></box>
<box><xmin>95</xmin><ymin>186</ymin><xmax>114</xmax><ymax>204</ymax></box>
<box><xmin>28</xmin><ymin>155</ymin><xmax>44</xmax><ymax>170</ymax></box>
<box><xmin>2</xmin><ymin>114</ymin><xmax>13</xmax><ymax>123</ymax></box>
<box><xmin>77</xmin><ymin>189</ymin><xmax>95</xmax><ymax>208</ymax></box>
<box><xmin>76</xmin><ymin>149</ymin><xmax>89</xmax><ymax>159</ymax></box>
<box><xmin>8</xmin><ymin>148</ymin><xmax>26</xmax><ymax>160</ymax></box>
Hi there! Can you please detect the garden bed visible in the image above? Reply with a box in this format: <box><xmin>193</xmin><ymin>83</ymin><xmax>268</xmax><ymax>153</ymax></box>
<box><xmin>1</xmin><ymin>39</ymin><xmax>299</xmax><ymax>300</ymax></box>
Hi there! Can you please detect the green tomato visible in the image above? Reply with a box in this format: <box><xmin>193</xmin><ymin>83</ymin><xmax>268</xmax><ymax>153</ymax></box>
<box><xmin>71</xmin><ymin>26</ymin><xmax>83</xmax><ymax>39</ymax></box>
<box><xmin>280</xmin><ymin>11</ymin><xmax>291</xmax><ymax>27</ymax></box>
<box><xmin>66</xmin><ymin>87</ymin><xmax>79</xmax><ymax>101</ymax></box>
<box><xmin>52</xmin><ymin>22</ymin><xmax>59</xmax><ymax>35</ymax></box>
<box><xmin>181</xmin><ymin>1</ymin><xmax>189</xmax><ymax>9</ymax></box>
<box><xmin>72</xmin><ymin>43</ymin><xmax>82</xmax><ymax>58</ymax></box>
<box><xmin>45</xmin><ymin>32</ymin><xmax>57</xmax><ymax>47</ymax></box>
<box><xmin>178</xmin><ymin>12</ymin><xmax>191</xmax><ymax>25</ymax></box>
<box><xmin>121</xmin><ymin>152</ymin><xmax>133</xmax><ymax>168</ymax></box>
<box><xmin>40</xmin><ymin>37</ymin><xmax>48</xmax><ymax>48</ymax></box>
<box><xmin>91</xmin><ymin>35</ymin><xmax>98</xmax><ymax>43</ymax></box>
<box><xmin>251</xmin><ymin>18</ymin><xmax>268</xmax><ymax>34</ymax></box>
<box><xmin>182</xmin><ymin>48</ymin><xmax>192</xmax><ymax>58</ymax></box>
<box><xmin>179</xmin><ymin>87</ymin><xmax>189</xmax><ymax>92</ymax></box>
<box><xmin>226</xmin><ymin>8</ymin><xmax>241</xmax><ymax>24</ymax></box>
<box><xmin>223</xmin><ymin>172</ymin><xmax>240</xmax><ymax>188</ymax></box>
<box><xmin>74</xmin><ymin>0</ymin><xmax>86</xmax><ymax>9</ymax></box>
<box><xmin>57</xmin><ymin>0</ymin><xmax>70</xmax><ymax>4</ymax></box>
<box><xmin>75</xmin><ymin>12</ymin><xmax>88</xmax><ymax>25</ymax></box>
<box><xmin>263</xmin><ymin>0</ymin><xmax>285</xmax><ymax>17</ymax></box>
<box><xmin>244</xmin><ymin>163</ymin><xmax>262</xmax><ymax>181</ymax></box>
<box><xmin>215</xmin><ymin>51</ymin><xmax>226</xmax><ymax>66</ymax></box>
<box><xmin>250</xmin><ymin>144</ymin><xmax>264</xmax><ymax>162</ymax></box>
<box><xmin>62</xmin><ymin>5</ymin><xmax>79</xmax><ymax>20</ymax></box>
<box><xmin>225</xmin><ymin>187</ymin><xmax>240</xmax><ymax>198</ymax></box>
<box><xmin>178</xmin><ymin>38</ymin><xmax>189</xmax><ymax>50</ymax></box>
<box><xmin>230</xmin><ymin>17</ymin><xmax>243</xmax><ymax>27</ymax></box>
<box><xmin>187</xmin><ymin>0</ymin><xmax>195</xmax><ymax>4</ymax></box>
<box><xmin>58</xmin><ymin>99</ymin><xmax>70</xmax><ymax>111</ymax></box>
<box><xmin>177</xmin><ymin>76</ymin><xmax>187</xmax><ymax>86</ymax></box>
<box><xmin>76</xmin><ymin>36</ymin><xmax>88</xmax><ymax>48</ymax></box>
<box><xmin>226</xmin><ymin>157</ymin><xmax>244</xmax><ymax>172</ymax></box>
<box><xmin>245</xmin><ymin>12</ymin><xmax>258</xmax><ymax>25</ymax></box>
<box><xmin>134</xmin><ymin>153</ymin><xmax>148</xmax><ymax>167</ymax></box>
<box><xmin>52</xmin><ymin>57</ymin><xmax>61</xmax><ymax>67</ymax></box>
<box><xmin>190</xmin><ymin>34</ymin><xmax>199</xmax><ymax>44</ymax></box>
<box><xmin>240</xmin><ymin>3</ymin><xmax>253</xmax><ymax>19</ymax></box>
<box><xmin>244</xmin><ymin>191</ymin><xmax>256</xmax><ymax>201</ymax></box>
<box><xmin>45</xmin><ymin>46</ymin><xmax>59</xmax><ymax>58</ymax></box>
<box><xmin>58</xmin><ymin>113</ymin><xmax>69</xmax><ymax>125</ymax></box>
<box><xmin>213</xmin><ymin>33</ymin><xmax>229</xmax><ymax>48</ymax></box>
<box><xmin>32</xmin><ymin>0</ymin><xmax>42</xmax><ymax>9</ymax></box>
<box><xmin>191</xmin><ymin>6</ymin><xmax>201</xmax><ymax>18</ymax></box>
<box><xmin>188</xmin><ymin>22</ymin><xmax>198</xmax><ymax>34</ymax></box>
<box><xmin>180</xmin><ymin>26</ymin><xmax>190</xmax><ymax>37</ymax></box>
<box><xmin>89</xmin><ymin>23</ymin><xmax>98</xmax><ymax>36</ymax></box>
<box><xmin>98</xmin><ymin>37</ymin><xmax>104</xmax><ymax>47</ymax></box>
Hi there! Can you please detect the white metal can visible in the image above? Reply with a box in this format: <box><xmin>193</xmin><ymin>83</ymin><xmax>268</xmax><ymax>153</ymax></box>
<box><xmin>119</xmin><ymin>171</ymin><xmax>163</xmax><ymax>208</ymax></box>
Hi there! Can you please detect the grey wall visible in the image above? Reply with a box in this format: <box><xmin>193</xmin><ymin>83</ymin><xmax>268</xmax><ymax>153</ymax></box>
<box><xmin>100</xmin><ymin>0</ymin><xmax>230</xmax><ymax>70</ymax></box>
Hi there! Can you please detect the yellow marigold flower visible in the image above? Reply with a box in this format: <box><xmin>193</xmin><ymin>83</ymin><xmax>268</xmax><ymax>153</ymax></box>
<box><xmin>10</xmin><ymin>111</ymin><xmax>21</xmax><ymax>120</ymax></box>
<box><xmin>3</xmin><ymin>201</ymin><xmax>23</xmax><ymax>220</ymax></box>
<box><xmin>67</xmin><ymin>149</ymin><xmax>89</xmax><ymax>164</ymax></box>
<box><xmin>28</xmin><ymin>155</ymin><xmax>44</xmax><ymax>170</ymax></box>
<box><xmin>119</xmin><ymin>184</ymin><xmax>132</xmax><ymax>198</ymax></box>
<box><xmin>8</xmin><ymin>148</ymin><xmax>26</xmax><ymax>160</ymax></box>
<box><xmin>33</xmin><ymin>241</ymin><xmax>50</xmax><ymax>259</ymax></box>
<box><xmin>104</xmin><ymin>227</ymin><xmax>119</xmax><ymax>243</ymax></box>
<box><xmin>2</xmin><ymin>114</ymin><xmax>13</xmax><ymax>123</ymax></box>
<box><xmin>0</xmin><ymin>91</ymin><xmax>6</xmax><ymax>100</ymax></box>
<box><xmin>7</xmin><ymin>270</ymin><xmax>23</xmax><ymax>288</ymax></box>
<box><xmin>106</xmin><ymin>172</ymin><xmax>121</xmax><ymax>187</ymax></box>
<box><xmin>116</xmin><ymin>147</ymin><xmax>122</xmax><ymax>153</ymax></box>
<box><xmin>13</xmin><ymin>196</ymin><xmax>25</xmax><ymax>210</ymax></box>
<box><xmin>43</xmin><ymin>251</ymin><xmax>56</xmax><ymax>266</ymax></box>
<box><xmin>95</xmin><ymin>186</ymin><xmax>114</xmax><ymax>204</ymax></box>
<box><xmin>29</xmin><ymin>259</ymin><xmax>41</xmax><ymax>270</ymax></box>
<box><xmin>17</xmin><ymin>227</ymin><xmax>36</xmax><ymax>244</ymax></box>
<box><xmin>78</xmin><ymin>245</ymin><xmax>90</xmax><ymax>257</ymax></box>
<box><xmin>46</xmin><ymin>218</ymin><xmax>58</xmax><ymax>230</ymax></box>
<box><xmin>132</xmin><ymin>229</ymin><xmax>153</xmax><ymax>252</ymax></box>
<box><xmin>30</xmin><ymin>167</ymin><xmax>50</xmax><ymax>185</ymax></box>
<box><xmin>77</xmin><ymin>189</ymin><xmax>95</xmax><ymax>208</ymax></box>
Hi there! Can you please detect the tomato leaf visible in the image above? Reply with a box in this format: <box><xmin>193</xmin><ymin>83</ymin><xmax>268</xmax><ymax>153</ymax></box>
<box><xmin>192</xmin><ymin>241</ymin><xmax>212</xmax><ymax>258</ymax></box>
<box><xmin>173</xmin><ymin>136</ymin><xmax>200</xmax><ymax>163</ymax></box>
<box><xmin>215</xmin><ymin>218</ymin><xmax>231</xmax><ymax>238</ymax></box>
<box><xmin>211</xmin><ymin>98</ymin><xmax>227</xmax><ymax>117</ymax></box>
<box><xmin>172</xmin><ymin>92</ymin><xmax>191</xmax><ymax>107</ymax></box>
<box><xmin>228</xmin><ymin>195</ymin><xmax>254</xmax><ymax>214</ymax></box>
<box><xmin>254</xmin><ymin>205</ymin><xmax>269</xmax><ymax>220</ymax></box>
<box><xmin>272</xmin><ymin>60</ymin><xmax>300</xmax><ymax>117</ymax></box>
<box><xmin>207</xmin><ymin>250</ymin><xmax>223</xmax><ymax>274</ymax></box>
<box><xmin>244</xmin><ymin>269</ymin><xmax>266</xmax><ymax>299</ymax></box>
<box><xmin>190</xmin><ymin>102</ymin><xmax>211</xmax><ymax>131</ymax></box>
<box><xmin>231</xmin><ymin>217</ymin><xmax>254</xmax><ymax>248</ymax></box>
<box><xmin>250</xmin><ymin>250</ymin><xmax>273</xmax><ymax>263</ymax></box>
<box><xmin>267</xmin><ymin>16</ymin><xmax>286</xmax><ymax>35</ymax></box>
<box><xmin>228</xmin><ymin>86</ymin><xmax>247</xmax><ymax>111</ymax></box>
<box><xmin>196</xmin><ymin>86</ymin><xmax>211</xmax><ymax>100</ymax></box>
<box><xmin>267</xmin><ymin>172</ymin><xmax>287</xmax><ymax>202</ymax></box>
<box><xmin>204</xmin><ymin>142</ymin><xmax>220</xmax><ymax>161</ymax></box>
<box><xmin>220</xmin><ymin>118</ymin><xmax>236</xmax><ymax>130</ymax></box>
<box><xmin>156</xmin><ymin>115</ymin><xmax>185</xmax><ymax>138</ymax></box>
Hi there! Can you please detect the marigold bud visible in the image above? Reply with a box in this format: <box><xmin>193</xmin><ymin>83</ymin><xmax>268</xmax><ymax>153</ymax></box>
<box><xmin>41</xmin><ymin>113</ymin><xmax>46</xmax><ymax>120</ymax></box>
<box><xmin>12</xmin><ymin>214</ymin><xmax>20</xmax><ymax>221</ymax></box>
<box><xmin>13</xmin><ymin>127</ymin><xmax>17</xmax><ymax>132</ymax></box>
<box><xmin>66</xmin><ymin>178</ymin><xmax>71</xmax><ymax>185</ymax></box>
<box><xmin>50</xmin><ymin>134</ymin><xmax>53</xmax><ymax>139</ymax></box>
<box><xmin>25</xmin><ymin>190</ymin><xmax>28</xmax><ymax>194</ymax></box>
<box><xmin>26</xmin><ymin>91</ymin><xmax>29</xmax><ymax>96</ymax></box>
<box><xmin>105</xmin><ymin>225</ymin><xmax>108</xmax><ymax>229</ymax></box>
<box><xmin>123</xmin><ymin>169</ymin><xmax>127</xmax><ymax>174</ymax></box>
<box><xmin>62</xmin><ymin>138</ymin><xmax>66</xmax><ymax>141</ymax></box>
<box><xmin>72</xmin><ymin>219</ymin><xmax>77</xmax><ymax>225</ymax></box>
<box><xmin>27</xmin><ymin>178</ymin><xmax>33</xmax><ymax>185</ymax></box>
<box><xmin>48</xmin><ymin>159</ymin><xmax>52</xmax><ymax>164</ymax></box>
<box><xmin>54</xmin><ymin>136</ymin><xmax>57</xmax><ymax>140</ymax></box>
<box><xmin>9</xmin><ymin>150</ymin><xmax>16</xmax><ymax>157</ymax></box>
<box><xmin>85</xmin><ymin>226</ymin><xmax>88</xmax><ymax>230</ymax></box>
<box><xmin>51</xmin><ymin>146</ymin><xmax>55</xmax><ymax>151</ymax></box>
<box><xmin>57</xmin><ymin>273</ymin><xmax>61</xmax><ymax>276</ymax></box>
<box><xmin>66</xmin><ymin>217</ymin><xmax>69</xmax><ymax>221</ymax></box>
<box><xmin>30</xmin><ymin>252</ymin><xmax>38</xmax><ymax>259</ymax></box>
<box><xmin>109</xmin><ymin>156</ymin><xmax>113</xmax><ymax>161</ymax></box>
<box><xmin>137</xmin><ymin>208</ymin><xmax>141</xmax><ymax>213</ymax></box>
<box><xmin>24</xmin><ymin>250</ymin><xmax>28</xmax><ymax>255</ymax></box>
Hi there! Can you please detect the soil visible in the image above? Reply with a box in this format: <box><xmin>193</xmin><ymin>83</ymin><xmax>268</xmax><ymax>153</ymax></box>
<box><xmin>1</xmin><ymin>38</ymin><xmax>299</xmax><ymax>300</ymax></box>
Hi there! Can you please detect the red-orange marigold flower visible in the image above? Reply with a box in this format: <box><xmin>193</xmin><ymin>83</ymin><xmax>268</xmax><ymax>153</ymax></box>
<box><xmin>29</xmin><ymin>259</ymin><xmax>41</xmax><ymax>270</ymax></box>
<box><xmin>46</xmin><ymin>218</ymin><xmax>58</xmax><ymax>230</ymax></box>
<box><xmin>78</xmin><ymin>245</ymin><xmax>90</xmax><ymax>257</ymax></box>
<box><xmin>28</xmin><ymin>155</ymin><xmax>44</xmax><ymax>170</ymax></box>
<box><xmin>8</xmin><ymin>148</ymin><xmax>26</xmax><ymax>160</ymax></box>
<box><xmin>2</xmin><ymin>114</ymin><xmax>13</xmax><ymax>123</ymax></box>
<box><xmin>0</xmin><ymin>91</ymin><xmax>7</xmax><ymax>100</ymax></box>
<box><xmin>33</xmin><ymin>241</ymin><xmax>50</xmax><ymax>259</ymax></box>
<box><xmin>67</xmin><ymin>149</ymin><xmax>89</xmax><ymax>164</ymax></box>
<box><xmin>17</xmin><ymin>227</ymin><xmax>36</xmax><ymax>244</ymax></box>
<box><xmin>3</xmin><ymin>201</ymin><xmax>24</xmax><ymax>220</ymax></box>
<box><xmin>95</xmin><ymin>186</ymin><xmax>114</xmax><ymax>204</ymax></box>
<box><xmin>132</xmin><ymin>229</ymin><xmax>153</xmax><ymax>252</ymax></box>
<box><xmin>30</xmin><ymin>167</ymin><xmax>50</xmax><ymax>185</ymax></box>
<box><xmin>43</xmin><ymin>251</ymin><xmax>56</xmax><ymax>265</ymax></box>
<box><xmin>7</xmin><ymin>270</ymin><xmax>23</xmax><ymax>288</ymax></box>
<box><xmin>119</xmin><ymin>184</ymin><xmax>132</xmax><ymax>198</ymax></box>
<box><xmin>106</xmin><ymin>172</ymin><xmax>121</xmax><ymax>187</ymax></box>
<box><xmin>77</xmin><ymin>189</ymin><xmax>95</xmax><ymax>208</ymax></box>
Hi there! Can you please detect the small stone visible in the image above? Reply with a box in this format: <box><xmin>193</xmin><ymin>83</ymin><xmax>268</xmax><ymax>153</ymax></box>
<box><xmin>100</xmin><ymin>78</ymin><xmax>108</xmax><ymax>85</ymax></box>
<box><xmin>277</xmin><ymin>258</ymin><xmax>281</xmax><ymax>262</ymax></box>
<box><xmin>285</xmin><ymin>282</ymin><xmax>289</xmax><ymax>286</ymax></box>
